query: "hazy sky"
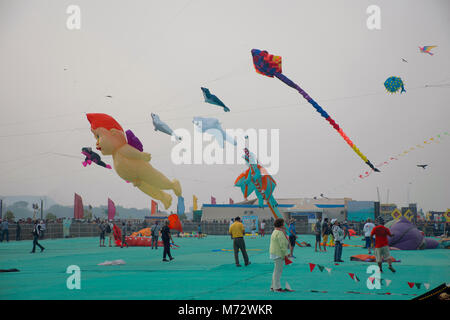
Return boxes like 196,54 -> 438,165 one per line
1,0 -> 449,213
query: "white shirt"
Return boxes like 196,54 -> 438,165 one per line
363,222 -> 375,237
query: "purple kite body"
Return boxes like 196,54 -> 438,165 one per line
126,130 -> 143,152
388,217 -> 437,250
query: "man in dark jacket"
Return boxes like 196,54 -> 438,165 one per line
30,221 -> 45,253
161,220 -> 174,262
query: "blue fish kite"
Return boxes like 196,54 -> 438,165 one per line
193,116 -> 237,148
201,87 -> 230,112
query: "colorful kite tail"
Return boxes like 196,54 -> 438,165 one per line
274,73 -> 379,172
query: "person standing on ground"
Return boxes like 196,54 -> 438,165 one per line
322,218 -> 329,252
16,220 -> 21,241
260,220 -> 266,237
363,218 -> 375,254
105,220 -> 113,247
121,222 -> 129,248
270,218 -> 293,292
198,224 -> 202,238
228,216 -> 250,267
151,221 -> 160,249
0,219 -> 9,242
99,221 -> 106,247
39,220 -> 46,239
370,219 -> 396,273
161,220 -> 174,262
332,219 -> 344,262
342,220 -> 350,240
314,217 -> 323,252
30,221 -> 45,253
287,218 -> 297,258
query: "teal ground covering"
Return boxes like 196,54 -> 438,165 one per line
1,235 -> 449,300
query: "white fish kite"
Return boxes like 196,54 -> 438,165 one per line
151,113 -> 181,141
192,116 -> 237,148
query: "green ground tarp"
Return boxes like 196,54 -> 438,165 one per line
1,235 -> 449,300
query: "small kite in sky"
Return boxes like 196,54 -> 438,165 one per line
401,58 -> 408,63
417,164 -> 428,169
384,76 -> 406,94
201,87 -> 230,112
251,49 -> 379,172
193,116 -> 237,147
151,113 -> 181,140
419,46 -> 437,55
81,147 -> 112,169
105,95 -> 112,98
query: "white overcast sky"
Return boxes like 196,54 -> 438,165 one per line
0,0 -> 449,213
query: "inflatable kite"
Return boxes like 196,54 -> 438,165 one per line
201,87 -> 230,112
81,147 -> 112,169
86,113 -> 182,209
234,147 -> 310,248
251,49 -> 379,172
350,254 -> 400,263
388,217 -> 439,250
419,46 -> 437,55
384,76 -> 406,94
193,116 -> 237,147
151,113 -> 181,141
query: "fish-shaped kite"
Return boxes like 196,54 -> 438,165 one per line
81,147 -> 112,169
251,49 -> 379,172
151,113 -> 181,141
419,46 -> 437,55
192,116 -> 237,147
384,76 -> 406,94
201,87 -> 230,112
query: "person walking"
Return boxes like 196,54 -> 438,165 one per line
314,217 -> 323,252
228,217 -> 250,267
0,219 -> 9,242
371,219 -> 396,273
151,221 -> 160,249
16,220 -> 21,241
332,219 -> 344,262
161,220 -> 174,262
270,218 -> 293,292
363,218 -> 375,254
121,222 -> 129,248
30,221 -> 45,253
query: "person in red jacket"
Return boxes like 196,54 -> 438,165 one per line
371,219 -> 396,273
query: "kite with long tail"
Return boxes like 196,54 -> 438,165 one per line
251,49 -> 379,172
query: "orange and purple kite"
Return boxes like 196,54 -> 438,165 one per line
419,46 -> 437,55
251,49 -> 379,172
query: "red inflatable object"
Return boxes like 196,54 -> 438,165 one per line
350,254 -> 401,263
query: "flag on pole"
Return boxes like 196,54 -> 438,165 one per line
193,195 -> 198,211
74,193 -> 84,219
151,200 -> 158,216
211,196 -> 216,204
107,198 -> 116,220
177,196 -> 185,215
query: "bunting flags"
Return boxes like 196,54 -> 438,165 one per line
151,200 -> 158,216
408,282 -> 430,289
285,256 -> 293,265
309,263 -> 316,272
107,198 -> 115,220
74,193 -> 84,219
